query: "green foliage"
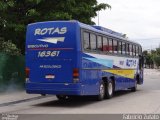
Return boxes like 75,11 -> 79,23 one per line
144,53 -> 154,68
0,53 -> 25,92
143,50 -> 154,68
154,48 -> 160,68
156,48 -> 160,55
143,50 -> 148,56
0,38 -> 21,55
154,55 -> 160,67
0,0 -> 111,54
143,47 -> 160,68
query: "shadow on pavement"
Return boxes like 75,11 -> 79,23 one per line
113,89 -> 141,98
34,90 -> 141,108
33,96 -> 97,108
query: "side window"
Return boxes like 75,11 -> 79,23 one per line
109,38 -> 113,53
90,33 -> 96,50
113,39 -> 118,54
126,43 -> 129,55
136,45 -> 139,56
122,42 -> 126,55
83,32 -> 90,50
129,44 -> 133,56
133,45 -> 136,56
118,41 -> 122,54
139,46 -> 142,55
97,36 -> 102,51
103,37 -> 108,52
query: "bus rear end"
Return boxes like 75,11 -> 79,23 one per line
25,21 -> 82,96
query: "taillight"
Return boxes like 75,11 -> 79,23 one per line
25,67 -> 30,78
73,68 -> 79,83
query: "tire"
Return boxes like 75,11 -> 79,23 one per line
97,81 -> 105,101
67,95 -> 77,100
105,80 -> 114,99
41,94 -> 46,96
56,95 -> 67,101
131,80 -> 137,92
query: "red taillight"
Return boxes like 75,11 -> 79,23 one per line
73,68 -> 79,77
25,67 -> 30,78
73,68 -> 79,83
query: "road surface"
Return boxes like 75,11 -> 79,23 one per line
0,69 -> 160,114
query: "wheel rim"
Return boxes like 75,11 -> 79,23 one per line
108,82 -> 113,96
100,84 -> 105,98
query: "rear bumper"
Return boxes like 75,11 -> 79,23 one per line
26,82 -> 82,95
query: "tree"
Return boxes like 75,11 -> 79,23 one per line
154,48 -> 160,68
0,37 -> 21,55
143,50 -> 148,56
0,0 -> 111,54
143,50 -> 154,68
143,47 -> 160,69
154,55 -> 160,68
156,48 -> 160,55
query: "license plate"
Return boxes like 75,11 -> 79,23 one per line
45,75 -> 55,79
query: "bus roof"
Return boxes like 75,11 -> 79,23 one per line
28,20 -> 141,46
77,21 -> 141,46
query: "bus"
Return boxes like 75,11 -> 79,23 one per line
25,20 -> 144,101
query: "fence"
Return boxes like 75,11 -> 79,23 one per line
0,53 -> 25,92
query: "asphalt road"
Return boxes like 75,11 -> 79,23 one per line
0,69 -> 160,114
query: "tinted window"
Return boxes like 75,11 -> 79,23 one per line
129,44 -> 133,56
90,33 -> 96,50
122,42 -> 126,54
133,45 -> 136,56
126,43 -> 129,55
118,41 -> 122,54
139,46 -> 142,55
83,30 -> 141,57
97,36 -> 102,51
103,37 -> 108,51
113,40 -> 118,53
136,46 -> 139,56
83,32 -> 90,50
109,38 -> 113,53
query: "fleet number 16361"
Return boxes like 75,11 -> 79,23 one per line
38,51 -> 60,57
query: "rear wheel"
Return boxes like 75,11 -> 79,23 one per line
67,95 -> 78,100
105,80 -> 114,99
97,81 -> 105,101
56,95 -> 67,100
41,94 -> 46,96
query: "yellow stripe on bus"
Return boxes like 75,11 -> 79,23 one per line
102,69 -> 135,79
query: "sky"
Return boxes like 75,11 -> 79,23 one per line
93,0 -> 160,50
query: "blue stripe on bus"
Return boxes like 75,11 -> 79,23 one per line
83,57 -> 113,68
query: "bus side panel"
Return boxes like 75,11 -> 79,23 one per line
81,52 -> 139,93
80,69 -> 100,95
